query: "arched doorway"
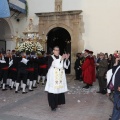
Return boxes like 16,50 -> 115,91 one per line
0,18 -> 15,51
37,10 -> 83,74
0,18 -> 11,52
47,27 -> 71,74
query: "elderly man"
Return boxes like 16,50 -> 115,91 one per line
96,52 -> 108,94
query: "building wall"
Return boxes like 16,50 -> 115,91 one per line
74,0 -> 120,55
4,0 -> 120,54
63,0 -> 120,54
0,11 -> 27,51
6,41 -> 16,51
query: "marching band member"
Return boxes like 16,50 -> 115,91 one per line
32,53 -> 39,88
6,51 -> 13,88
0,52 -> 9,91
26,53 -> 35,91
9,52 -> 22,90
38,52 -> 48,86
15,52 -> 29,94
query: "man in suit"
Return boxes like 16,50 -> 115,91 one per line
96,52 -> 108,94
74,53 -> 81,80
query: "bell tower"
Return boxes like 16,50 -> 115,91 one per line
55,0 -> 62,12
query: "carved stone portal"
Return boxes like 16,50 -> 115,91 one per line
36,10 -> 84,74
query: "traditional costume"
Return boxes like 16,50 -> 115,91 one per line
9,54 -> 22,90
0,54 -> 9,91
38,55 -> 48,85
15,57 -> 29,94
32,56 -> 39,88
26,56 -> 35,91
82,49 -> 93,88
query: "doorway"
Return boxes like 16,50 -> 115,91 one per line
47,27 -> 71,73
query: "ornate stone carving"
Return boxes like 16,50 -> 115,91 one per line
36,10 -> 83,74
24,18 -> 38,33
55,0 -> 62,12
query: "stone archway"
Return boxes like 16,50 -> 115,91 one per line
0,18 -> 11,40
45,23 -> 73,51
47,27 -> 71,54
4,18 -> 14,36
0,18 -> 15,51
47,27 -> 71,74
0,18 -> 11,51
36,10 -> 83,74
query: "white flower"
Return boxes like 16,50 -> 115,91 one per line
17,41 -> 43,52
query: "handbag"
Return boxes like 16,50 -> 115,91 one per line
107,74 -> 114,91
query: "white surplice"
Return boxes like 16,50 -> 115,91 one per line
45,55 -> 70,94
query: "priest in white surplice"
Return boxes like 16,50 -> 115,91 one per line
45,46 -> 70,111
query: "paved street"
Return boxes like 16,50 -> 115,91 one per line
0,75 -> 112,120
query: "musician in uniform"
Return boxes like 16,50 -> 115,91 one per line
0,52 -> 9,91
26,52 -> 35,91
38,51 -> 48,85
15,52 -> 29,94
9,52 -> 22,90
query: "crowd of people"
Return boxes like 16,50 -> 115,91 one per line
74,49 -> 117,92
74,49 -> 120,120
0,47 -> 70,111
0,48 -> 117,96
74,50 -> 96,89
0,50 -> 48,94
1,48 -> 120,117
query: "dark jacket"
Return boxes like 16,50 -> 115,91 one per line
112,65 -> 120,93
98,59 -> 108,77
74,57 -> 80,70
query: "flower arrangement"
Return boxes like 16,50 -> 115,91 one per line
35,42 -> 43,52
18,40 -> 43,53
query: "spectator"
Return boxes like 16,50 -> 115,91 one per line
110,58 -> 120,120
74,53 -> 81,80
96,53 -> 108,94
108,54 -> 114,70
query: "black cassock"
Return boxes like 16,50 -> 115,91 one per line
47,55 -> 68,110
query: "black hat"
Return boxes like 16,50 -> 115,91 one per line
89,51 -> 93,54
85,49 -> 90,53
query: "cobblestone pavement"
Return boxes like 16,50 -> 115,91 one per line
0,75 -> 112,120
